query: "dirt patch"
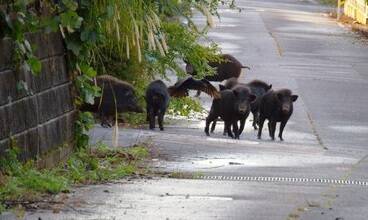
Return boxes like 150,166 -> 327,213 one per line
329,12 -> 368,38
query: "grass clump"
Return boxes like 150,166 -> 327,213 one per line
168,171 -> 204,179
61,144 -> 148,184
0,144 -> 149,213
1,167 -> 69,202
121,112 -> 147,127
0,202 -> 6,214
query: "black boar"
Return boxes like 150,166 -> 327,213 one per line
246,80 -> 273,129
224,78 -> 272,129
211,78 -> 272,133
205,86 -> 256,139
145,80 -> 170,131
186,54 -> 250,97
186,54 -> 250,82
80,75 -> 143,127
257,89 -> 298,141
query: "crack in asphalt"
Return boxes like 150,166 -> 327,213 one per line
296,92 -> 328,150
269,31 -> 284,56
306,110 -> 328,150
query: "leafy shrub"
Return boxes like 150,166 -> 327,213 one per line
168,97 -> 204,117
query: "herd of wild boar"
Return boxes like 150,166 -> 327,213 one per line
82,54 -> 298,141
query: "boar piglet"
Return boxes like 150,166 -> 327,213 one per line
80,75 -> 143,128
257,89 -> 298,141
145,80 -> 170,131
205,86 -> 256,139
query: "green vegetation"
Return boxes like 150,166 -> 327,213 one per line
318,0 -> 337,5
122,112 -> 147,127
0,203 -> 5,214
0,144 -> 149,213
122,96 -> 205,126
168,97 -> 204,117
168,171 -> 204,179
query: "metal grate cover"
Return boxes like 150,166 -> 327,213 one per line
195,175 -> 368,186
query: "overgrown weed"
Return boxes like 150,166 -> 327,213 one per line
0,143 -> 150,213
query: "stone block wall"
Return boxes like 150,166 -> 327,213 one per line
0,32 -> 75,164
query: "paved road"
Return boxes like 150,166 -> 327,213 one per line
26,0 -> 368,219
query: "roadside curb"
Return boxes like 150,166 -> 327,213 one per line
331,13 -> 368,36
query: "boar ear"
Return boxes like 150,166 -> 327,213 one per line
291,95 -> 298,102
219,84 -> 226,91
249,94 -> 257,102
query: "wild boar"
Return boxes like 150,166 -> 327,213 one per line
186,54 -> 250,82
145,80 -> 170,131
257,89 -> 298,141
205,86 -> 256,139
186,54 -> 250,97
80,75 -> 143,127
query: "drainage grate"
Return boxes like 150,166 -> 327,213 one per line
195,175 -> 368,187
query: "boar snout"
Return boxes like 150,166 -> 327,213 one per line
281,104 -> 291,114
238,104 -> 248,114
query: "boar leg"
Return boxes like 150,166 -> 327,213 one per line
210,119 -> 217,133
223,120 -> 228,136
158,110 -> 165,131
225,121 -> 234,138
232,121 -> 240,139
238,118 -> 246,136
205,114 -> 217,136
257,116 -> 266,139
195,90 -> 201,97
146,106 -> 150,122
100,120 -> 111,128
269,120 -> 277,140
252,112 -> 258,130
267,122 -> 272,138
278,120 -> 288,141
149,109 -> 155,130
100,112 -> 112,128
223,127 -> 228,136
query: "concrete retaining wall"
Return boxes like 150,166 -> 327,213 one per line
0,32 -> 75,165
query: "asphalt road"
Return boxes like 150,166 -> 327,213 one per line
26,0 -> 368,219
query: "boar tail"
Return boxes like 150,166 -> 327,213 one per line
241,65 -> 251,70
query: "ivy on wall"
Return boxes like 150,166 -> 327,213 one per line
0,0 -> 101,149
